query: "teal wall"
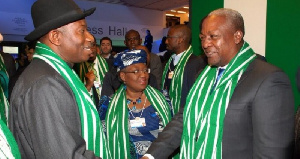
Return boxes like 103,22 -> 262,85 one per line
266,0 -> 300,109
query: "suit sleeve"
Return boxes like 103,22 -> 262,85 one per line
252,71 -> 294,158
146,107 -> 184,159
150,54 -> 163,88
10,75 -> 99,159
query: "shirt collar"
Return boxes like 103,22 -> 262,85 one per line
172,51 -> 185,66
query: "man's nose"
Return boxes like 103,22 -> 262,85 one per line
202,38 -> 212,49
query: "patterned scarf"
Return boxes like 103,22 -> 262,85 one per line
34,42 -> 108,158
0,119 -> 21,158
180,42 -> 256,159
0,54 -> 9,124
161,45 -> 193,114
77,54 -> 109,84
105,85 -> 172,159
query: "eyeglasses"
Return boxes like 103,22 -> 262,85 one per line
166,36 -> 180,39
123,68 -> 151,75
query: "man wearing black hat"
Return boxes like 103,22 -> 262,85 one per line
8,0 -> 108,158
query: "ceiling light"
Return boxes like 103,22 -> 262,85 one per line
166,14 -> 174,16
177,11 -> 186,13
170,10 -> 176,12
183,6 -> 189,9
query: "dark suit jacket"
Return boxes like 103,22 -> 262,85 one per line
0,51 -> 16,78
180,54 -> 207,108
150,53 -> 163,88
147,58 -> 294,159
9,59 -> 99,158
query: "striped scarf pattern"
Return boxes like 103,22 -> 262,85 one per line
0,54 -> 9,124
0,86 -> 9,124
34,42 -> 108,158
0,119 -> 21,159
105,85 -> 172,159
77,54 -> 109,84
161,45 -> 193,114
180,42 -> 256,159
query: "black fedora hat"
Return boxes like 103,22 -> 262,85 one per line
25,0 -> 96,41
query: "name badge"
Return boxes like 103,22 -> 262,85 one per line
168,71 -> 174,79
130,117 -> 146,128
94,81 -> 101,88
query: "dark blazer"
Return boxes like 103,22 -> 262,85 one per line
180,54 -> 207,107
9,59 -> 99,158
147,58 -> 294,159
0,51 -> 16,78
150,53 -> 163,88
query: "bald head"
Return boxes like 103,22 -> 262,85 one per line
170,25 -> 191,45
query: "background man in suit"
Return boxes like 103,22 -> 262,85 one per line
143,8 -> 294,159
74,35 -> 110,106
99,36 -> 114,60
161,24 -> 207,116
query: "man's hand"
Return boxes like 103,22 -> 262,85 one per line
85,71 -> 96,91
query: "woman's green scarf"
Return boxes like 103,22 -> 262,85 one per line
0,55 -> 9,124
105,85 -> 172,159
34,42 -> 108,158
161,45 -> 193,114
180,42 -> 256,159
0,119 -> 21,158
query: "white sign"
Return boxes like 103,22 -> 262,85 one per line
86,20 -> 163,41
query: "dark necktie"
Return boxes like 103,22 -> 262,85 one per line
210,68 -> 225,94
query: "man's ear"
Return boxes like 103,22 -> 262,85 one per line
120,72 -> 126,82
48,30 -> 62,46
234,30 -> 243,44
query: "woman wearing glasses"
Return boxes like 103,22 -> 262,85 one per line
98,49 -> 172,159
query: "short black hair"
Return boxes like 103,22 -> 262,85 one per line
100,37 -> 112,45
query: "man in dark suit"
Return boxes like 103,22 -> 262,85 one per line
161,24 -> 207,115
9,0 -> 107,158
142,8 -> 294,159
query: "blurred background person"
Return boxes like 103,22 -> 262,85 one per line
74,36 -> 110,106
144,29 -> 153,52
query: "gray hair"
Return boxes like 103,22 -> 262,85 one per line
209,8 -> 245,35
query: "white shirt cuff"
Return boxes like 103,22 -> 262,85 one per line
144,154 -> 155,159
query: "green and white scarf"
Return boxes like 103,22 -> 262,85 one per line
0,54 -> 9,124
77,54 -> 109,84
34,42 -> 108,158
180,42 -> 256,159
0,86 -> 9,124
161,45 -> 193,114
105,85 -> 172,159
0,119 -> 21,159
